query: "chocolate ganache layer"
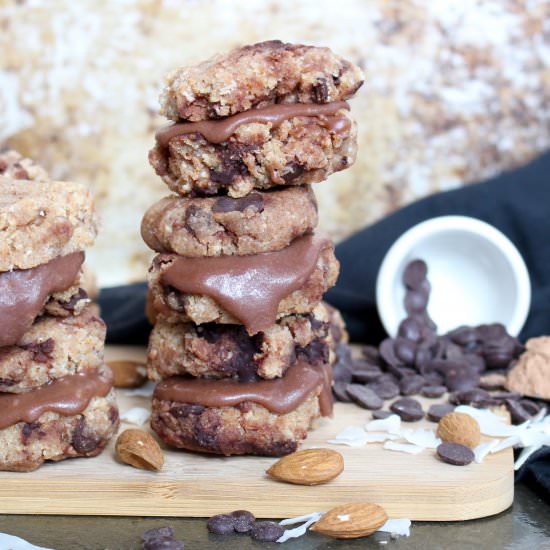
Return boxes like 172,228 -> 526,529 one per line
154,360 -> 333,417
0,251 -> 84,347
158,233 -> 330,334
155,101 -> 351,147
0,367 -> 113,430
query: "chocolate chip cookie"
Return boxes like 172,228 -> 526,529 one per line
0,176 -> 97,271
147,303 -> 332,382
160,41 -> 364,121
147,241 -> 339,330
141,186 -> 318,257
150,361 -> 332,457
0,389 -> 118,472
149,105 -> 357,197
0,306 -> 106,393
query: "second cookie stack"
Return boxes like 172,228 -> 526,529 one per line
142,41 -> 363,456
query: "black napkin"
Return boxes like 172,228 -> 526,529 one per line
99,151 -> 550,500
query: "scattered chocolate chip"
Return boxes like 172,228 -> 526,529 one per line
351,361 -> 383,383
421,385 -> 447,398
371,410 -> 394,420
332,362 -> 353,384
362,345 -> 380,363
231,510 -> 256,533
367,380 -> 400,400
399,375 -> 425,396
519,399 -> 540,416
445,365 -> 479,392
479,373 -> 507,391
390,397 -> 424,421
312,77 -> 329,103
437,442 -> 474,466
250,521 -> 284,542
60,288 -> 89,312
451,388 -> 491,406
142,527 -> 184,550
491,391 -> 522,402
427,403 -> 455,422
21,338 -> 55,363
281,162 -> 305,183
398,317 -> 423,342
346,384 -> 383,410
423,372 -> 444,386
505,399 -> 531,424
207,514 -> 235,535
332,381 -> 352,403
379,338 -> 402,368
404,289 -> 429,315
402,259 -> 427,290
394,337 -> 416,365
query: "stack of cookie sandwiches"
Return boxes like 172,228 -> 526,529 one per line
142,41 -> 363,456
0,150 -> 119,472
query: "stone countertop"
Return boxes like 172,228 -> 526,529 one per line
1,485 -> 548,549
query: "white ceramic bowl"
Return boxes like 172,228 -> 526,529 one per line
376,216 -> 531,337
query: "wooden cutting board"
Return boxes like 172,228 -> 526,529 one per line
0,346 -> 514,520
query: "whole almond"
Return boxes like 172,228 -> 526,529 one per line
116,429 -> 164,471
267,448 -> 344,485
108,360 -> 147,388
311,502 -> 388,539
437,412 -> 481,449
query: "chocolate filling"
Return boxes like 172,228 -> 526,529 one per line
159,233 -> 330,334
155,360 -> 333,417
155,101 -> 351,147
0,369 -> 113,430
0,252 -> 85,347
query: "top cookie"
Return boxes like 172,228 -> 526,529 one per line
0,177 -> 98,271
160,40 -> 364,121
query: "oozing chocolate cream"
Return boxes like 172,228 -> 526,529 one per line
155,360 -> 333,416
156,101 -> 350,147
0,252 -> 85,347
0,369 -> 113,430
159,233 -> 330,334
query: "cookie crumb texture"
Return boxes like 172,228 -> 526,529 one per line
160,41 -> 364,121
150,392 -> 321,457
0,149 -> 49,181
149,109 -> 357,197
141,186 -> 318,257
0,390 -> 118,472
0,177 -> 98,271
147,244 -> 339,327
0,307 -> 106,393
147,304 -> 332,381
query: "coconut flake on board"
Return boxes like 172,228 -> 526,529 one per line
366,414 -> 401,434
120,407 -> 150,426
0,534 -> 53,550
383,441 -> 425,455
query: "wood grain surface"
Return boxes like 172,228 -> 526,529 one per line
0,346 -> 514,520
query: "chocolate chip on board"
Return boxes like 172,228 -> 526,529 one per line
402,259 -> 428,290
367,379 -> 400,400
398,317 -> 423,342
394,337 -> 417,365
427,403 -> 455,422
372,410 -> 394,420
390,397 -> 424,421
421,385 -> 447,398
142,526 -> 184,550
346,384 -> 384,410
399,375 -> 426,396
350,360 -> 383,383
250,521 -> 285,542
232,510 -> 256,533
450,388 -> 491,406
333,381 -> 353,403
207,514 -> 235,535
505,399 -> 532,424
379,338 -> 403,368
362,345 -> 380,364
437,442 -> 474,466
404,289 -> 429,315
519,399 -> 541,417
445,365 -> 480,392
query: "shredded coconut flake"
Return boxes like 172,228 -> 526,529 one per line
366,415 -> 401,434
383,441 -> 425,455
277,512 -> 323,543
121,407 -> 150,426
378,518 -> 412,537
474,440 -> 500,463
